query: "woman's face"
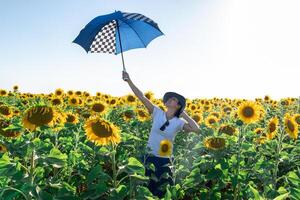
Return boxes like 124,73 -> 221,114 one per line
165,97 -> 181,110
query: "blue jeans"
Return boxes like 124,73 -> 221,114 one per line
143,153 -> 175,198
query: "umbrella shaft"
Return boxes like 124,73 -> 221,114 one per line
116,20 -> 126,72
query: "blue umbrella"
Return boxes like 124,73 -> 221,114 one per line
73,10 -> 164,72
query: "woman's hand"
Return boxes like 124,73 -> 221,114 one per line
122,70 -> 130,82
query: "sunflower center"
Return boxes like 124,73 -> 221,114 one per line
27,106 -> 54,126
210,138 -> 225,148
66,115 -> 75,122
52,98 -> 61,105
127,95 -> 135,102
0,106 -> 11,116
287,120 -> 295,132
242,106 -> 254,118
209,118 -> 216,124
124,111 -> 134,118
138,110 -> 146,117
269,122 -> 276,133
92,103 -> 105,112
91,121 -> 113,138
71,98 -> 77,104
161,144 -> 169,153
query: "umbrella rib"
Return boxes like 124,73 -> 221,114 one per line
120,19 -> 146,48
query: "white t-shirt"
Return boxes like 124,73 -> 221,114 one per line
146,105 -> 187,158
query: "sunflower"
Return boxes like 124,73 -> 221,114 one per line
254,127 -> 265,135
205,115 -> 219,129
122,110 -> 135,121
68,96 -> 79,106
144,91 -> 154,100
136,108 -> 149,122
22,105 -> 61,131
65,112 -> 79,124
203,104 -> 212,112
0,89 -> 8,96
191,113 -> 203,124
0,105 -> 13,118
266,117 -> 279,140
84,97 -> 94,106
51,97 -> 63,106
84,115 -> 121,146
222,105 -> 232,115
55,88 -> 64,97
159,139 -> 172,157
90,101 -> 107,115
237,101 -> 263,124
13,85 -> 19,92
218,124 -> 237,136
0,144 -> 7,153
284,113 -> 298,140
67,90 -> 74,96
203,136 -> 226,150
125,94 -> 137,104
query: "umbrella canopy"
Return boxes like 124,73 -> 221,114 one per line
73,10 -> 164,71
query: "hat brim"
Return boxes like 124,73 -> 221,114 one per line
163,92 -> 186,113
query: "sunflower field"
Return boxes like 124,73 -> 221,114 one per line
0,86 -> 299,200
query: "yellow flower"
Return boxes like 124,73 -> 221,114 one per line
136,108 -> 149,122
65,112 -> 79,124
68,96 -> 80,106
144,91 -> 154,101
191,112 -> 203,124
254,127 -> 264,135
0,105 -> 13,118
205,115 -> 219,129
55,88 -> 64,97
122,110 -> 135,122
203,136 -> 226,150
266,117 -> 279,140
284,113 -> 298,140
0,119 -> 21,138
159,139 -> 172,157
51,97 -> 63,106
124,94 -> 137,104
0,89 -> 8,96
22,105 -> 61,131
237,101 -> 264,124
84,116 -> 121,146
90,101 -> 107,115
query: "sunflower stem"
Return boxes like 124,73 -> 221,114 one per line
233,124 -> 247,200
29,131 -> 36,185
272,107 -> 285,189
111,142 -> 117,188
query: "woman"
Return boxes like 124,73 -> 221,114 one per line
122,70 -> 200,198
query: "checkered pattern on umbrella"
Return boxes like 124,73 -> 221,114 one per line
89,20 -> 117,54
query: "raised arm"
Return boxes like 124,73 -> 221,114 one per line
122,70 -> 155,114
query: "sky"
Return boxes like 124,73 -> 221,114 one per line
0,0 -> 300,101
